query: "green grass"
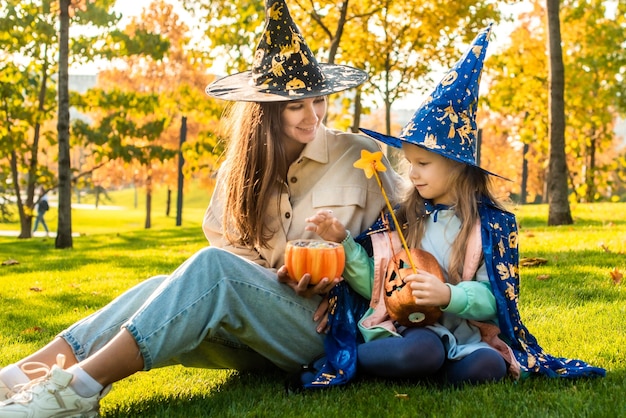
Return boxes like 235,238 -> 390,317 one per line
0,199 -> 625,417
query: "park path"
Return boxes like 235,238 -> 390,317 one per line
0,203 -> 122,237
0,230 -> 81,237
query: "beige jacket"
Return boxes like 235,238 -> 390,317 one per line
203,124 -> 405,269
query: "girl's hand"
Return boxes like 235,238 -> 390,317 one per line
277,265 -> 342,298
405,270 -> 451,307
304,210 -> 347,243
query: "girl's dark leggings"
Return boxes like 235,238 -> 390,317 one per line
357,327 -> 507,386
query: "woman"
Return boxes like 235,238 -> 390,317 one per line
0,1 -> 402,416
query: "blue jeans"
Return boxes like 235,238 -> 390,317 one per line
60,247 -> 325,372
32,212 -> 48,233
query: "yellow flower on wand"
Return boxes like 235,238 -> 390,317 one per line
353,150 -> 387,178
353,150 -> 417,273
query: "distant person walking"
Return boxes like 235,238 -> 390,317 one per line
33,190 -> 50,236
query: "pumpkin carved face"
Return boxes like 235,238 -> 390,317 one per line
384,248 -> 445,327
285,240 -> 345,285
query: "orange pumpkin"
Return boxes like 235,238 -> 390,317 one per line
384,248 -> 445,327
285,240 -> 346,285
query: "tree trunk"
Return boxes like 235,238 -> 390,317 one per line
10,150 -> 31,238
325,0 -> 348,64
56,0 -> 73,248
176,116 -> 186,226
520,143 -> 529,204
13,58 -> 49,238
145,173 -> 152,229
585,132 -> 597,202
546,0 -> 573,225
384,97 -> 401,170
22,61 -> 49,238
351,87 -> 362,133
166,188 -> 171,217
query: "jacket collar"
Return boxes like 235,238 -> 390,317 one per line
299,124 -> 329,164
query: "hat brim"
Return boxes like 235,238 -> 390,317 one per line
205,64 -> 367,102
359,127 -> 511,181
359,127 -> 403,148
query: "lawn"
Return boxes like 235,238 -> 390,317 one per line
0,196 -> 624,417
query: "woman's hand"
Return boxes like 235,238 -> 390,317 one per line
405,269 -> 451,307
313,296 -> 330,334
277,266 -> 338,333
304,210 -> 347,243
277,265 -> 341,298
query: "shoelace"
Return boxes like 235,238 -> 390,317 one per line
3,384 -> 19,400
12,354 -> 66,400
20,354 -> 66,380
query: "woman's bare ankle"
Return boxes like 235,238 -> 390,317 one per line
15,337 -> 78,378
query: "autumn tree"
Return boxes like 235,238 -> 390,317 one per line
344,0 -> 502,166
77,0 -> 223,227
485,0 -> 626,207
73,88 -> 173,228
560,0 -> 626,202
182,0 -> 507,168
355,0 -> 501,134
50,0 -> 129,247
546,0 -> 573,225
0,0 -> 102,242
484,6 -> 550,202
0,1 -> 64,238
57,0 -> 73,247
0,0 -> 165,242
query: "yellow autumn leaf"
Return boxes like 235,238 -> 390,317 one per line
610,268 -> 622,285
520,257 -> 548,267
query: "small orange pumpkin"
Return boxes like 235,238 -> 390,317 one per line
285,240 -> 346,285
384,248 -> 445,327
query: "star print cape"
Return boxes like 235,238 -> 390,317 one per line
476,200 -> 605,378
303,200 -> 605,389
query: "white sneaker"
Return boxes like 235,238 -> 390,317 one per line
0,374 -> 13,400
0,361 -> 102,417
1,357 -> 64,402
1,368 -> 31,401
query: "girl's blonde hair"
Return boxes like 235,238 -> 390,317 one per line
219,100 -> 289,249
396,161 -> 506,284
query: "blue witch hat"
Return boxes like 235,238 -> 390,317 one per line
361,25 -> 507,179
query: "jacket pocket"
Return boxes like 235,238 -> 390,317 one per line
312,186 -> 366,209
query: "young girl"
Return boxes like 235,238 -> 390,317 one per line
0,1 -> 401,416
301,25 -> 605,388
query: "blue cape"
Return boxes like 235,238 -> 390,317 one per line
305,200 -> 605,388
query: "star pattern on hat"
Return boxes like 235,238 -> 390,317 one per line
205,0 -> 367,102
361,24 -> 509,180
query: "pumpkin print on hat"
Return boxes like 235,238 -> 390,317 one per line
205,0 -> 367,102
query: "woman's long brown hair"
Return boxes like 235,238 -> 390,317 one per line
219,101 -> 289,249
396,162 -> 506,284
